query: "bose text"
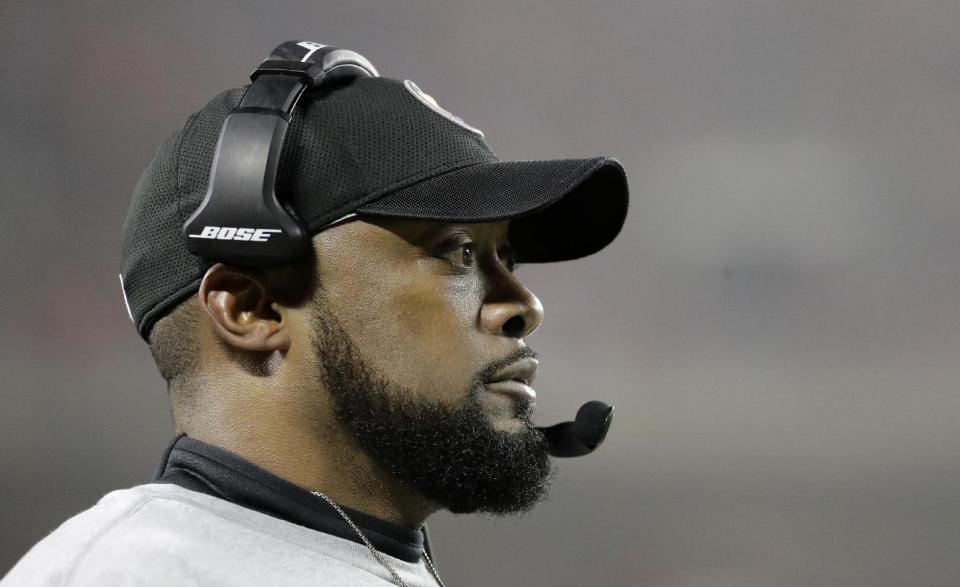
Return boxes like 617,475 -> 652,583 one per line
188,226 -> 282,242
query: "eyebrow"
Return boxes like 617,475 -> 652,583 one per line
417,222 -> 512,249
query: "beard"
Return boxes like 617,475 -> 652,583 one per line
309,291 -> 553,515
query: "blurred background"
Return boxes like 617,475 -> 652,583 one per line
2,1 -> 959,585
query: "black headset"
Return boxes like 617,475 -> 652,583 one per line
183,41 -> 377,268
181,40 -> 614,459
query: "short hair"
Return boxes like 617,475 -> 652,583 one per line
146,257 -> 318,431
148,297 -> 201,431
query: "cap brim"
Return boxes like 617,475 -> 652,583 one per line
354,157 -> 629,262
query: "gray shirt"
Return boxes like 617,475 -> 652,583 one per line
1,483 -> 440,586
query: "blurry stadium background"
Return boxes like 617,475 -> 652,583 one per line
2,1 -> 960,584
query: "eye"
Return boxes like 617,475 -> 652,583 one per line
433,232 -> 477,271
452,242 -> 476,267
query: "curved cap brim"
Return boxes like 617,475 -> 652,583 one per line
354,156 -> 629,262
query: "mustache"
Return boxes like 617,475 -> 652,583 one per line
475,346 -> 539,385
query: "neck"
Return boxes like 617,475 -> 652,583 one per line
183,387 -> 436,529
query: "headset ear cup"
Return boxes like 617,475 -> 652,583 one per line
183,41 -> 378,268
182,110 -> 311,268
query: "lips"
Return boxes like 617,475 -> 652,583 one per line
487,357 -> 539,387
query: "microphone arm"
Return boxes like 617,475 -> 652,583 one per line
536,400 -> 614,457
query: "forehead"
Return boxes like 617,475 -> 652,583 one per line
306,217 -> 515,299
309,216 -> 513,273
348,216 -> 511,246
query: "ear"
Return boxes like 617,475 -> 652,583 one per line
199,263 -> 292,352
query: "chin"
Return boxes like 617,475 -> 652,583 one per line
489,415 -> 528,433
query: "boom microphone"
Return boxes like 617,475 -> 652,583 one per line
537,400 -> 614,457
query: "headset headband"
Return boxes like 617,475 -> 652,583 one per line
183,41 -> 378,267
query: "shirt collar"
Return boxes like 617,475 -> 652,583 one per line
152,433 -> 426,563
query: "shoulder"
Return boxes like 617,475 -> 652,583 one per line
1,484 -> 391,587
0,484 -> 236,586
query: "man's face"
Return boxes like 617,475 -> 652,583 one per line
307,216 -> 553,513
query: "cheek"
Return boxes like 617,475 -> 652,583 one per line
394,272 -> 479,343
330,268 -> 484,400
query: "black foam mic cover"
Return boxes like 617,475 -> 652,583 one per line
537,401 -> 614,458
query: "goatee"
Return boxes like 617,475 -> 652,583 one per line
310,292 -> 554,514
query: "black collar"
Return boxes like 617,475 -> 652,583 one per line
152,434 -> 427,563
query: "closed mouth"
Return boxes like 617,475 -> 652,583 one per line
487,357 -> 538,387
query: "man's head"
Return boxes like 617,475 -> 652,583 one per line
125,46 -> 628,521
309,217 -> 552,513
151,216 -> 552,514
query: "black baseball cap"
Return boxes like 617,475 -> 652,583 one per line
120,76 -> 629,341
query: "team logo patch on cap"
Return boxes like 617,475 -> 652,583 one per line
404,80 -> 484,138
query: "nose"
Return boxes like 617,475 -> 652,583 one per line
479,277 -> 544,339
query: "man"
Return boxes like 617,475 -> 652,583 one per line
2,43 -> 628,586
